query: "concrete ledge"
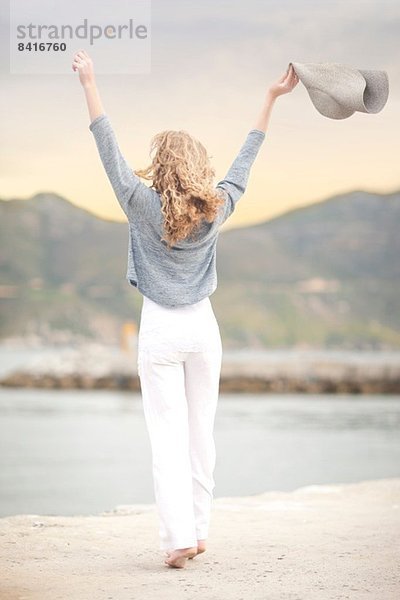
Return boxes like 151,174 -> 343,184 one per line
1,478 -> 399,599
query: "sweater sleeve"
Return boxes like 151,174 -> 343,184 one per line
89,114 -> 151,220
215,129 -> 265,223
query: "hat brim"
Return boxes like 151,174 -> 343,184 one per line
289,61 -> 389,120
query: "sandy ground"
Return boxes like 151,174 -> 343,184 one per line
1,478 -> 399,600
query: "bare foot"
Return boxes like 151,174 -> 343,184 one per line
164,546 -> 198,568
189,539 -> 206,559
165,540 -> 207,563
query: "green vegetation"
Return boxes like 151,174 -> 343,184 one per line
1,189 -> 399,349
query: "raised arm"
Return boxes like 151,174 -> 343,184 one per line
215,128 -> 266,223
72,49 -> 105,122
72,49 -> 150,221
253,63 -> 299,132
216,64 -> 299,223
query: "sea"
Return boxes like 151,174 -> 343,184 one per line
0,344 -> 399,517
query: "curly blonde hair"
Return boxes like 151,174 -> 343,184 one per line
134,130 -> 226,249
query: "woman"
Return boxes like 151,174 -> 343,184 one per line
73,50 -> 298,568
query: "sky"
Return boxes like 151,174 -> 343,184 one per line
0,0 -> 399,231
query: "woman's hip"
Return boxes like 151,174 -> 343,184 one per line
138,319 -> 221,356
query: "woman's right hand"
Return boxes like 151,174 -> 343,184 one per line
268,64 -> 299,98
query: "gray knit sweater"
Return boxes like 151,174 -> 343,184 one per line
89,114 -> 265,307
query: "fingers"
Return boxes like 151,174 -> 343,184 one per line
287,65 -> 299,85
78,49 -> 91,61
275,64 -> 299,89
282,65 -> 295,82
72,60 -> 84,70
71,49 -> 94,77
72,57 -> 85,72
278,65 -> 290,82
290,65 -> 299,80
73,54 -> 84,67
73,49 -> 91,63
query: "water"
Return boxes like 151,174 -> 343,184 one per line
0,388 -> 399,517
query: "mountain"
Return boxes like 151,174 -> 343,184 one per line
0,189 -> 399,349
216,189 -> 400,348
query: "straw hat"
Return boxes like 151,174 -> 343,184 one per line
289,61 -> 389,119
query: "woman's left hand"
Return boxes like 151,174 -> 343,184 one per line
72,49 -> 95,87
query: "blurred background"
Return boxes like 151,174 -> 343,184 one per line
0,0 -> 399,517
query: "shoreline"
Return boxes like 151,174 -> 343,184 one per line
1,477 -> 399,599
2,372 -> 399,394
1,343 -> 400,393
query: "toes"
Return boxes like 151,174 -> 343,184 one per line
164,558 -> 184,568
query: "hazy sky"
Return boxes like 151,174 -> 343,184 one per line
1,0 -> 399,230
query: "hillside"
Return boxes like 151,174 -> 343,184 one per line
0,190 -> 399,349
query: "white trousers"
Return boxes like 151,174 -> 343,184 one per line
137,294 -> 222,551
